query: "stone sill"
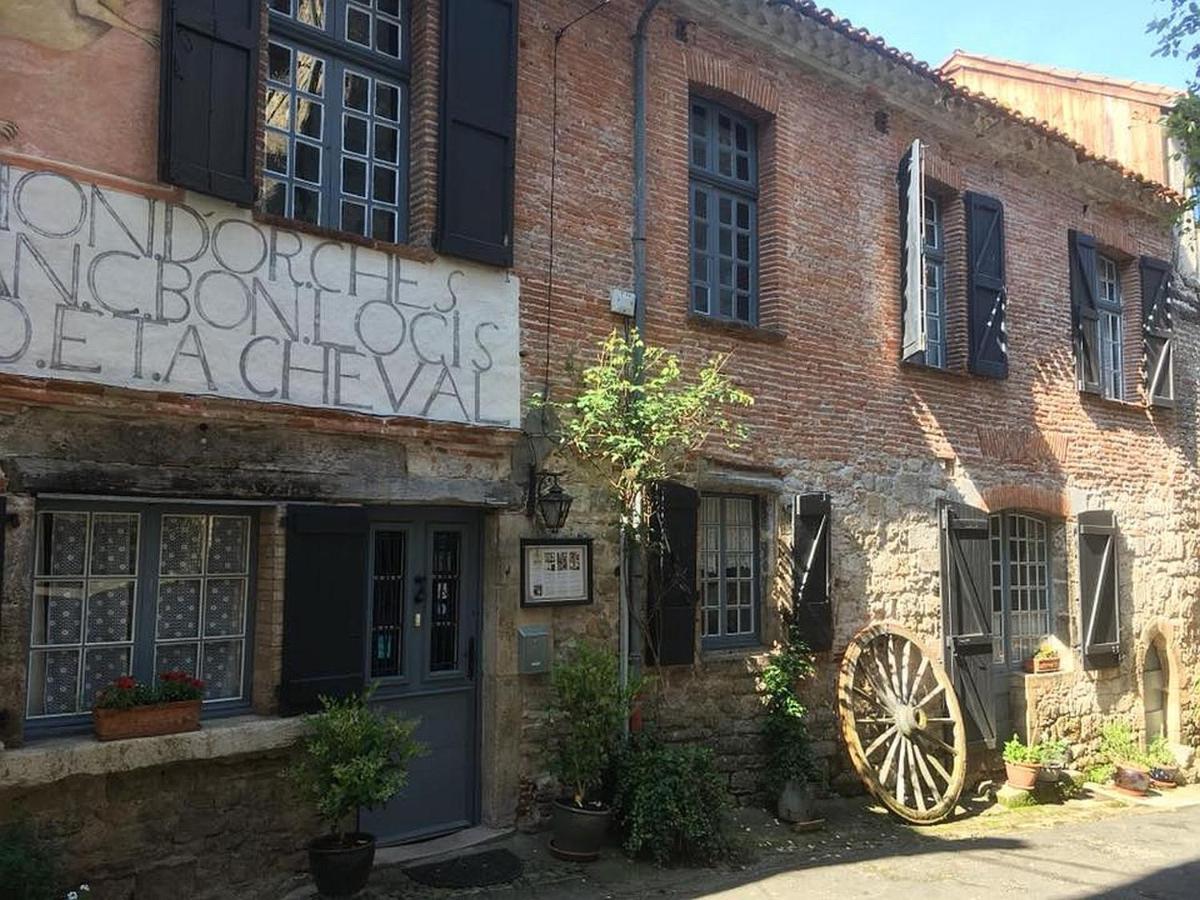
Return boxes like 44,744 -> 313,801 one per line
686,313 -> 788,344
700,645 -> 770,665
0,715 -> 305,791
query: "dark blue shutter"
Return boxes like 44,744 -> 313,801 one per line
1069,230 -> 1102,394
792,493 -> 832,652
437,0 -> 518,266
159,0 -> 261,204
940,501 -> 1005,748
1078,510 -> 1120,670
281,506 -> 369,714
1139,257 -> 1174,407
646,481 -> 698,666
964,192 -> 1007,378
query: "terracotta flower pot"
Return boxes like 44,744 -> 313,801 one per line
1004,760 -> 1040,790
93,699 -> 201,741
1113,762 -> 1151,796
1024,656 -> 1060,674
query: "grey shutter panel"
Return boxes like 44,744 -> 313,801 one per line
898,139 -> 927,362
159,0 -> 261,204
939,501 -> 1006,748
281,506 -> 369,713
646,481 -> 699,666
964,191 -> 1008,378
792,492 -> 832,652
1078,510 -> 1121,670
1069,230 -> 1102,394
1139,257 -> 1174,407
437,0 -> 518,267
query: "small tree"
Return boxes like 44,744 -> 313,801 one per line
1150,2 -> 1200,223
289,690 -> 424,845
759,620 -> 817,796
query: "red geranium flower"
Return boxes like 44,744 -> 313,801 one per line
116,676 -> 136,690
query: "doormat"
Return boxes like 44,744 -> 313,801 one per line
405,848 -> 524,888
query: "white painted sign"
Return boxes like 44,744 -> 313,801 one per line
0,165 -> 521,426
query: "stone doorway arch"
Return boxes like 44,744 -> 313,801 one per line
1138,619 -> 1182,744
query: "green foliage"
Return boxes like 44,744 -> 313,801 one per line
1036,737 -> 1069,766
543,329 -> 753,538
613,734 -> 733,866
1084,763 -> 1116,785
1150,1 -> 1200,89
758,628 -> 817,796
1163,95 -> 1200,221
1033,642 -> 1059,661
93,671 -> 204,709
289,689 -> 424,841
1145,735 -> 1176,767
1098,721 -> 1140,765
0,819 -> 61,900
547,641 -> 638,807
1002,734 -> 1040,765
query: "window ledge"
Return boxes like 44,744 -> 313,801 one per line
252,211 -> 439,265
0,715 -> 305,790
1079,391 -> 1148,412
686,313 -> 787,344
700,644 -> 769,665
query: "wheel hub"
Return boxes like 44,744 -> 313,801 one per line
895,704 -> 927,737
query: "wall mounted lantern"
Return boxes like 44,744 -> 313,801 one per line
527,468 -> 573,532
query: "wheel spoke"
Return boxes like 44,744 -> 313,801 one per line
861,666 -> 896,712
914,727 -> 956,758
923,747 -> 952,785
905,739 -> 926,813
864,724 -> 897,758
900,639 -> 913,702
907,656 -> 929,704
887,635 -> 903,698
853,684 -> 891,715
871,650 -> 898,707
915,683 -> 945,711
895,736 -> 908,808
911,739 -> 942,795
879,733 -> 901,785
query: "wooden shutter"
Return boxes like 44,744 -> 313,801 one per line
281,506 -> 369,714
159,0 -> 261,204
964,192 -> 1008,378
646,481 -> 699,666
1078,510 -> 1121,670
939,501 -> 1006,748
1140,256 -> 1174,407
437,0 -> 518,266
792,492 -> 832,652
898,140 -> 927,363
1069,230 -> 1102,394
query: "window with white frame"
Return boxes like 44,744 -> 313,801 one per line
923,193 -> 947,369
1097,253 -> 1124,400
989,512 -> 1051,667
27,505 -> 255,722
698,495 -> 759,646
265,0 -> 408,242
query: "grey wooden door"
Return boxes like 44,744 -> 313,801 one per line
361,510 -> 481,844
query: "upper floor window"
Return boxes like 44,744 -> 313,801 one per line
1096,253 -> 1124,400
27,505 -> 255,724
923,194 -> 947,368
689,98 -> 758,324
989,512 -> 1051,667
265,0 -> 409,242
698,494 -> 759,647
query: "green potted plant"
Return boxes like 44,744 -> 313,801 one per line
289,690 -> 423,897
92,670 -> 204,741
1035,736 -> 1070,783
545,641 -> 637,861
1024,642 -> 1061,675
1098,721 -> 1150,796
1145,735 -> 1179,788
759,628 -> 818,823
1002,734 -> 1042,790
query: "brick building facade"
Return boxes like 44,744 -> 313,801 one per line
0,0 -> 1194,895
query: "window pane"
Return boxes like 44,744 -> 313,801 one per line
296,99 -> 323,138
344,115 -> 368,154
296,53 -> 324,96
294,186 -> 320,224
376,18 -> 400,57
268,43 -> 292,84
156,643 -> 199,678
373,166 -> 397,203
83,646 -> 131,708
295,142 -> 321,184
40,512 -> 88,577
372,208 -> 397,241
265,132 -> 289,176
264,179 -> 287,216
208,517 -> 248,575
297,0 -> 326,28
375,124 -> 399,162
429,532 -> 461,672
202,640 -> 244,700
85,580 -> 135,643
343,158 -> 367,196
161,516 -> 205,576
376,83 -> 400,121
157,579 -> 202,639
342,201 -> 367,235
347,5 -> 371,45
32,583 -> 83,645
28,649 -> 80,716
265,89 -> 291,131
345,72 -> 369,111
204,579 -> 246,638
371,531 -> 405,678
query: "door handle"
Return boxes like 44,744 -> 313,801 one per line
467,637 -> 476,680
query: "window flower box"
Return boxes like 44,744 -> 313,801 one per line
91,672 -> 205,742
93,699 -> 201,742
1024,655 -> 1061,675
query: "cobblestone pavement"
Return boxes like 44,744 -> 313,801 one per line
279,788 -> 1200,899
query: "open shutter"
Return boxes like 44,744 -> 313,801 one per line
964,192 -> 1008,378
1140,257 -> 1174,407
898,139 -> 927,363
1069,230 -> 1102,394
159,0 -> 261,204
940,501 -> 1005,748
1078,510 -> 1121,670
792,492 -> 832,652
437,0 -> 518,266
281,506 -> 369,714
646,481 -> 699,666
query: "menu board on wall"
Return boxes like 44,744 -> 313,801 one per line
521,538 -> 593,607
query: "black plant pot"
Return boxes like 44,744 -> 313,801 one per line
550,799 -> 611,861
308,832 -> 376,897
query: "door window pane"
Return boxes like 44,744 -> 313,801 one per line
699,496 -> 758,645
429,532 -> 461,672
371,531 -> 406,678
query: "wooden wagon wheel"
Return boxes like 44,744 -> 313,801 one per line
838,622 -> 967,824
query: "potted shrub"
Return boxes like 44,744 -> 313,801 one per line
1098,721 -> 1150,796
92,671 -> 204,741
1035,736 -> 1070,783
289,690 -> 423,897
1145,736 -> 1179,788
759,628 -> 818,823
545,641 -> 637,861
1024,642 -> 1061,675
1002,734 -> 1042,790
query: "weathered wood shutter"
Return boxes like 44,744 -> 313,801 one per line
1078,510 -> 1121,670
792,492 -> 832,652
437,0 -> 518,266
964,192 -> 1008,378
939,501 -> 1005,748
898,139 -> 927,363
1069,230 -> 1102,394
281,506 -> 369,714
1139,256 -> 1174,407
159,0 -> 261,204
646,481 -> 699,666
